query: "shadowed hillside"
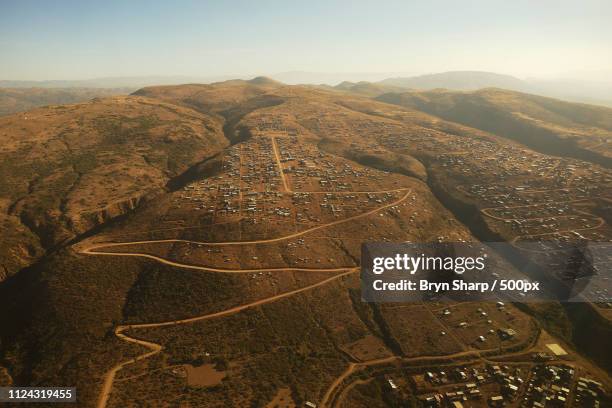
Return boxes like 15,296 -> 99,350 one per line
377,88 -> 612,167
379,71 -> 528,91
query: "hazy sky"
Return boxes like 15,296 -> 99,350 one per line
1,0 -> 611,81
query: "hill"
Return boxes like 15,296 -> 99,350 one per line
376,71 -> 612,107
0,80 -> 610,407
379,71 -> 528,91
132,77 -> 284,115
0,75 -> 237,89
0,87 -> 134,116
0,95 -> 227,279
377,88 -> 612,167
0,81 -> 482,406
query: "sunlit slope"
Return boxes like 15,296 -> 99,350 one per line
1,80 -> 610,407
379,71 -> 528,91
0,82 -> 505,407
132,77 -> 283,113
377,88 -> 612,167
333,81 -> 407,97
0,87 -> 134,116
0,96 -> 227,278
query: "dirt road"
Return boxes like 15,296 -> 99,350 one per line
82,188 -> 411,253
271,136 -> 290,192
84,187 -> 412,408
319,349 -> 483,408
95,270 -> 356,408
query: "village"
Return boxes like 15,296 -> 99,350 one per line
375,127 -> 612,307
162,126 -> 411,242
412,362 -> 604,408
87,111 -> 610,408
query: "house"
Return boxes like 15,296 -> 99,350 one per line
504,383 -> 519,396
498,328 -> 517,340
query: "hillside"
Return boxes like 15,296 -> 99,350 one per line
132,77 -> 284,114
0,87 -> 134,116
376,71 -> 612,107
0,80 -> 610,407
0,96 -> 227,279
377,88 -> 612,167
333,81 -> 407,97
379,71 -> 528,91
0,76 -> 236,89
0,82 -> 480,406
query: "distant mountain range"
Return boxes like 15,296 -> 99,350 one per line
338,71 -> 612,107
0,87 -> 135,116
379,71 -> 528,91
0,75 -> 238,89
376,87 -> 612,167
378,71 -> 612,107
2,71 -> 612,111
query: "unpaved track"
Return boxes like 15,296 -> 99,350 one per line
480,196 -> 605,245
271,136 -> 290,192
80,249 -> 357,274
319,349 -> 482,408
83,188 -> 411,252
84,187 -> 412,408
321,334 -> 542,408
96,270 -> 356,408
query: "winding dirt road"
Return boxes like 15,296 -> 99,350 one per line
83,188 -> 411,252
96,270 -> 357,408
321,330 -> 544,408
83,186 -> 413,408
319,349 -> 483,408
81,248 -> 357,274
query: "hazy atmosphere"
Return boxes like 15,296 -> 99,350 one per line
1,0 -> 611,82
1,2 -> 612,407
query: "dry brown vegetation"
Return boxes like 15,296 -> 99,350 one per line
0,95 -> 227,278
377,88 -> 612,165
0,87 -> 134,116
0,78 -> 610,407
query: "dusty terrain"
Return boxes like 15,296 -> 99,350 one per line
377,88 -> 612,165
0,87 -> 134,116
0,78 -> 610,407
0,95 -> 227,278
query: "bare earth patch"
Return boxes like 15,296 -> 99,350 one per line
342,335 -> 392,361
185,363 -> 226,387
266,387 -> 296,408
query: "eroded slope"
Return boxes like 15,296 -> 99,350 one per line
0,96 -> 228,278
